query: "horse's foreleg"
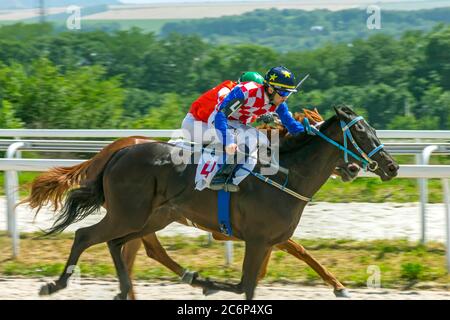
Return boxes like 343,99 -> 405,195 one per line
240,241 -> 273,300
191,277 -> 244,295
122,234 -> 189,300
276,239 -> 350,297
141,233 -> 187,278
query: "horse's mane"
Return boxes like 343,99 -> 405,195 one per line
256,108 -> 337,153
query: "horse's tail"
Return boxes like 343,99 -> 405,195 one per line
44,170 -> 105,235
20,136 -> 153,213
19,161 -> 91,214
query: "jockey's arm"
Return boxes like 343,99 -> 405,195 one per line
214,86 -> 245,147
276,102 -> 305,135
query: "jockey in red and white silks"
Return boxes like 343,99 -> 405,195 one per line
205,66 -> 306,192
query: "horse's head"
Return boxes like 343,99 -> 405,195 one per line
334,106 -> 399,181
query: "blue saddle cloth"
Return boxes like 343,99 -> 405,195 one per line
218,190 -> 232,236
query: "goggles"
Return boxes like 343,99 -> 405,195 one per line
274,89 -> 291,97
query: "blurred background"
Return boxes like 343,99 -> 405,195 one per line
0,0 -> 449,131
0,0 -> 449,299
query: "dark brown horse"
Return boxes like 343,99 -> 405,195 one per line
26,106 -> 398,299
23,109 -> 358,299
121,109 -> 362,299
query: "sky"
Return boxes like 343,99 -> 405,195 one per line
118,0 -> 426,3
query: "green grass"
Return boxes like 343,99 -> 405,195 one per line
2,171 -> 444,202
314,177 -> 444,203
1,232 -> 450,290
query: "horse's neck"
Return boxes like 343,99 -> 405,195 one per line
284,119 -> 343,199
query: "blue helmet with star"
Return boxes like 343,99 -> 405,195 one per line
264,66 -> 297,92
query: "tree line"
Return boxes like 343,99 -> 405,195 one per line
0,22 -> 449,130
162,8 -> 450,52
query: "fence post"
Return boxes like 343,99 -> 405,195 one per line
225,241 -> 233,266
443,179 -> 450,273
5,142 -> 25,258
419,145 -> 438,244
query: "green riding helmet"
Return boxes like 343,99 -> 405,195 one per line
238,71 -> 264,84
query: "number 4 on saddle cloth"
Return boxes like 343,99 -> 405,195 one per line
169,140 -> 241,236
195,146 -> 253,193
195,146 -> 255,236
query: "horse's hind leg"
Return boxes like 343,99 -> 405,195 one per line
276,239 -> 350,298
122,238 -> 142,300
108,238 -> 134,300
39,217 -> 122,296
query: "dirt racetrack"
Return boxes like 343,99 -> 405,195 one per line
1,277 -> 450,300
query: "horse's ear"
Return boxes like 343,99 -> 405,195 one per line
334,106 -> 352,120
334,106 -> 346,119
333,106 -> 340,115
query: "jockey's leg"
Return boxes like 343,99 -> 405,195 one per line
181,113 -> 211,144
231,124 -> 268,186
209,122 -> 241,192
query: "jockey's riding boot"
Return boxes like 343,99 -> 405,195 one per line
209,164 -> 240,192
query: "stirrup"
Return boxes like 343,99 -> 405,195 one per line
209,176 -> 240,192
223,183 -> 239,192
209,182 -> 239,192
209,181 -> 226,191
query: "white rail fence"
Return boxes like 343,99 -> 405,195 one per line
1,129 -> 450,271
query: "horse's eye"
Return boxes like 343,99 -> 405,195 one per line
355,123 -> 365,132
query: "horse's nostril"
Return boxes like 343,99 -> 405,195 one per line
388,163 -> 398,172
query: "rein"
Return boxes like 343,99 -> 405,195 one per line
303,116 -> 384,172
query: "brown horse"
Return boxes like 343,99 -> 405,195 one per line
24,106 -> 398,299
121,109 -> 360,299
23,109 -> 357,298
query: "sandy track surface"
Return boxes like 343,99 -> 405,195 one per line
1,277 -> 449,300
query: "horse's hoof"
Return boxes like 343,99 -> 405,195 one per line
114,293 -> 127,300
39,282 -> 56,296
202,287 -> 219,296
334,288 -> 351,298
181,270 -> 199,285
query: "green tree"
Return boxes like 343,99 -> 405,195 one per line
387,115 -> 420,130
0,99 -> 23,128
131,93 -> 188,129
1,58 -> 124,129
420,85 -> 450,129
424,25 -> 450,90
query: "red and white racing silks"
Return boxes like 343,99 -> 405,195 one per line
222,81 -> 277,124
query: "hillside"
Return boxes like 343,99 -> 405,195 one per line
0,0 -> 119,10
161,7 -> 450,51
